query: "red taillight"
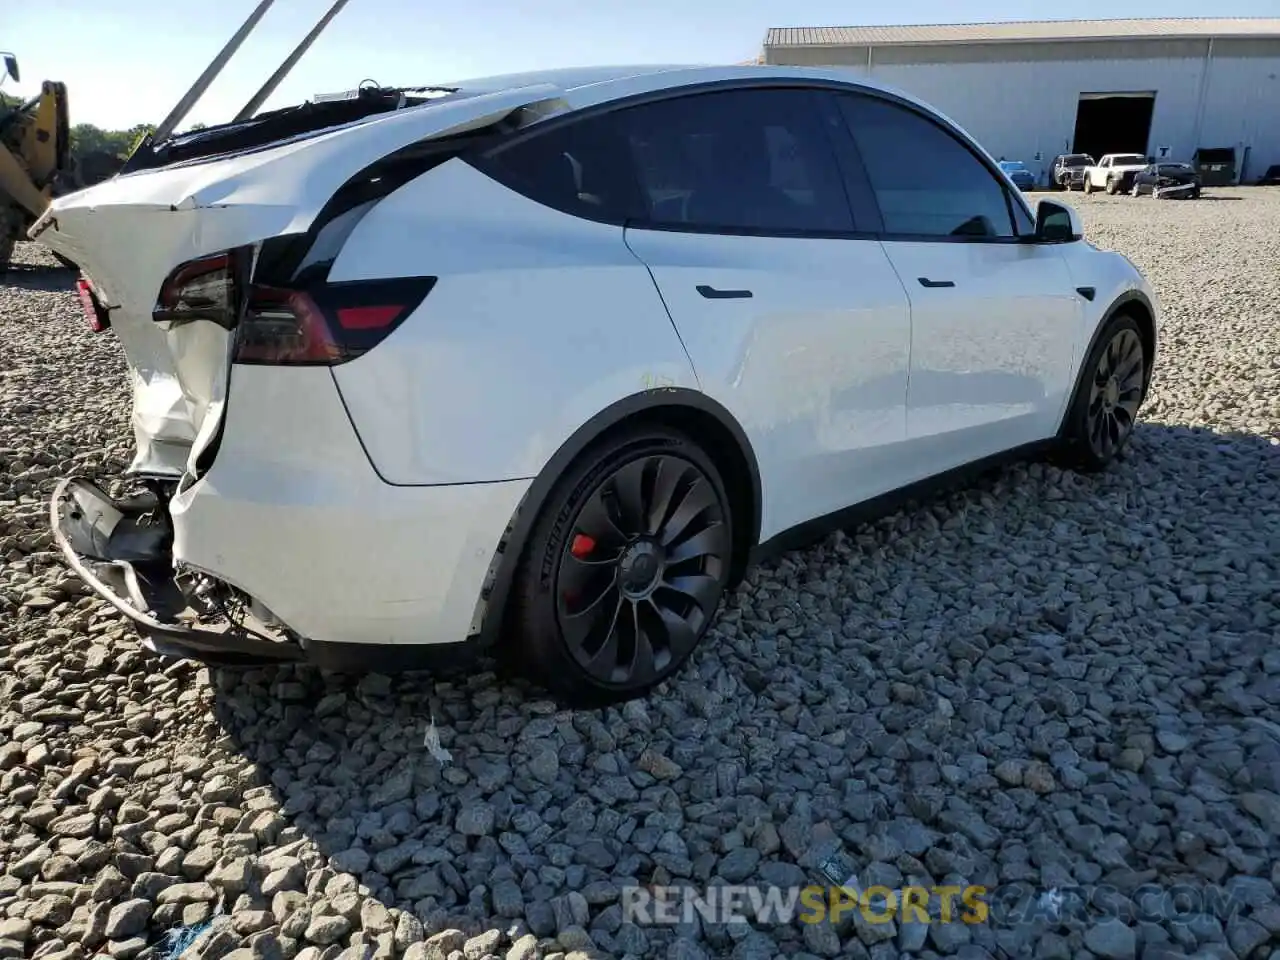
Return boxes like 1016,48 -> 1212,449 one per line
153,249 -> 247,329
233,277 -> 435,366
76,277 -> 111,333
234,287 -> 343,365
336,305 -> 405,330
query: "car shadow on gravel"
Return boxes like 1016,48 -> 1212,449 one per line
185,419 -> 1279,956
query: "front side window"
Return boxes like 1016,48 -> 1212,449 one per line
835,94 -> 1019,240
615,88 -> 855,234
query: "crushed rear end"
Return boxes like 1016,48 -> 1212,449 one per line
38,77 -> 563,668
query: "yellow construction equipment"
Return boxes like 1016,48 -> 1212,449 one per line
1,52 -> 121,270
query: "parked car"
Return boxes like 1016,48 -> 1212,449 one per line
998,159 -> 1036,191
41,46 -> 1160,704
1051,153 -> 1093,190
1084,153 -> 1151,194
1131,161 -> 1201,198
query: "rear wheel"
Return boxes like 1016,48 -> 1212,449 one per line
512,425 -> 733,705
1131,182 -> 1142,197
1105,177 -> 1118,195
1059,314 -> 1147,471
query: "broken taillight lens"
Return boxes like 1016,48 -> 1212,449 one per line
153,249 -> 249,329
76,277 -> 111,333
233,277 -> 436,366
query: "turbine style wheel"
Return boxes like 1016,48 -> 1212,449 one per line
513,425 -> 733,705
1059,314 -> 1147,471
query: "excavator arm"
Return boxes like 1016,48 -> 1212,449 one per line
1,73 -> 72,268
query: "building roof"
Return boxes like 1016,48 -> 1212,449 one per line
764,17 -> 1280,48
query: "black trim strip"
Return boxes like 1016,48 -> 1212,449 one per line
752,439 -> 1055,564
918,277 -> 955,289
1076,286 -> 1097,301
464,75 -> 1048,246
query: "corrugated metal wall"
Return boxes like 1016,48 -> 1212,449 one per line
765,39 -> 1280,181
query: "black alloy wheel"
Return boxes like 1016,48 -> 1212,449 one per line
1086,327 -> 1144,460
513,426 -> 733,705
1059,313 -> 1147,470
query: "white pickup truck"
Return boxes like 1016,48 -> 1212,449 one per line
1083,153 -> 1151,195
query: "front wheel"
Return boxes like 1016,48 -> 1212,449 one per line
1131,182 -> 1142,197
1105,177 -> 1118,195
1058,315 -> 1147,471
1083,178 -> 1094,194
512,425 -> 734,705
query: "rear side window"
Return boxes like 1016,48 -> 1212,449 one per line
616,88 -> 854,234
478,114 -> 648,224
836,94 -> 1020,240
477,87 -> 855,236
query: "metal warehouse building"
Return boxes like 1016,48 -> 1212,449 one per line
762,18 -> 1280,184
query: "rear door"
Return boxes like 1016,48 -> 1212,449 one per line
829,91 -> 1080,472
617,87 -> 914,538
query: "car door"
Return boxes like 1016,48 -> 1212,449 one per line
829,91 -> 1081,474
616,87 -> 915,539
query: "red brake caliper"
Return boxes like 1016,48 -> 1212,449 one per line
563,534 -> 596,608
570,534 -> 596,559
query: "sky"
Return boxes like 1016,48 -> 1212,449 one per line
4,0 -> 1278,130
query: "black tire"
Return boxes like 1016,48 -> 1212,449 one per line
512,424 -> 734,706
1083,178 -> 1094,195
1105,177 -> 1118,195
1058,313 -> 1148,471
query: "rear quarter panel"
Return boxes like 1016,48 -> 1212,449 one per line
327,158 -> 698,485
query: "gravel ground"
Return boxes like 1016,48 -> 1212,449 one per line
2,187 -> 1279,960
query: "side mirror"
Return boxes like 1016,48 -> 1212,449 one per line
1,53 -> 18,84
1035,199 -> 1082,243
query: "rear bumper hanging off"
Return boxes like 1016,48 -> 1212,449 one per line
50,476 -> 492,673
50,476 -> 307,665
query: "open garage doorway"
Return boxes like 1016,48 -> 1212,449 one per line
1072,92 -> 1155,163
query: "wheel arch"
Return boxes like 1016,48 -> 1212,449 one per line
476,388 -> 762,650
1057,288 -> 1156,437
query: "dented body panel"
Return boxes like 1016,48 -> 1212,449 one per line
36,84 -> 564,476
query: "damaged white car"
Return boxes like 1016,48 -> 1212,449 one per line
42,1 -> 1159,704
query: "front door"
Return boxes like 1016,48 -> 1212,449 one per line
831,90 -> 1081,472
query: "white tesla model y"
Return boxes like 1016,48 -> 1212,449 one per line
41,52 -> 1158,704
